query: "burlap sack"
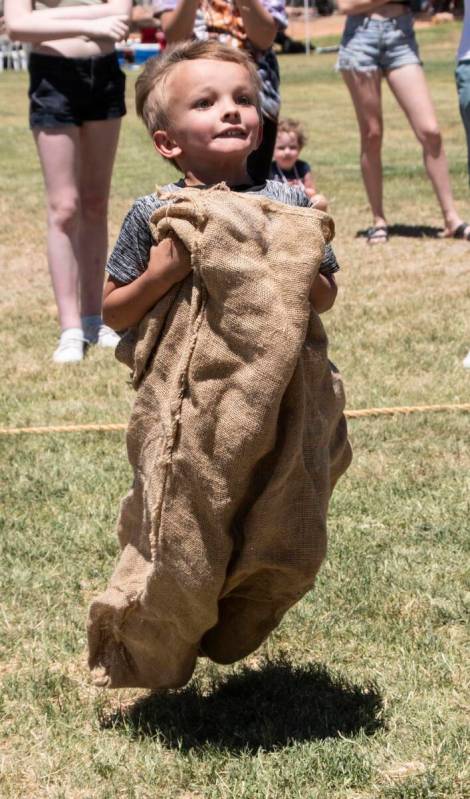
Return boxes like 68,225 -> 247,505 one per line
87,186 -> 352,689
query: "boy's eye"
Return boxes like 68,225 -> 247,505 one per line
194,98 -> 211,109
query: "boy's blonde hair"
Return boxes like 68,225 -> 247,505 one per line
135,40 -> 262,139
278,118 -> 307,150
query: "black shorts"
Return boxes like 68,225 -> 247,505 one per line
28,51 -> 126,129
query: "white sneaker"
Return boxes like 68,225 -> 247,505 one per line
463,350 -> 470,369
82,315 -> 120,348
52,328 -> 85,364
96,324 -> 120,349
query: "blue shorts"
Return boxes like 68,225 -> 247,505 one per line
28,51 -> 126,129
455,60 -> 470,182
337,13 -> 422,73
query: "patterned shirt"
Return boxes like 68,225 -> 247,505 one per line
152,0 -> 287,120
107,180 -> 339,286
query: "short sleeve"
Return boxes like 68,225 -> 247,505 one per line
106,196 -> 162,285
297,159 -> 311,179
261,0 -> 288,29
319,244 -> 339,275
300,194 -> 339,275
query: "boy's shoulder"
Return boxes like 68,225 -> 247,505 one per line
295,159 -> 311,176
129,188 -> 177,219
262,180 -> 311,208
126,183 -> 311,222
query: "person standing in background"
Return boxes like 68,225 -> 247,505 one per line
456,0 -> 470,367
336,0 -> 470,244
152,0 -> 287,183
5,1 -> 131,364
456,0 -> 470,185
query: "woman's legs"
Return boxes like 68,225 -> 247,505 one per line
341,68 -> 387,230
386,63 -> 468,236
34,127 -> 82,332
78,118 -> 122,320
34,118 -> 122,353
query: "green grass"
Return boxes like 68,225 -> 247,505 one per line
1,22 -> 469,799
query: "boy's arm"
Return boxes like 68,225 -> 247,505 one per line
277,185 -> 339,313
310,272 -> 337,314
103,237 -> 191,331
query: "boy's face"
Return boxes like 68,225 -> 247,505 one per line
153,59 -> 262,175
274,131 -> 300,172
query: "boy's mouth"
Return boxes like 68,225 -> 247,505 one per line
215,128 -> 246,139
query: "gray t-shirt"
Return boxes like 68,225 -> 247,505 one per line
107,180 -> 339,285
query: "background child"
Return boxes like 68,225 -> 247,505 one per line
270,118 -> 329,211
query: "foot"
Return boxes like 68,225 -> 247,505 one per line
463,350 -> 470,369
366,225 -> 389,245
82,315 -> 120,348
52,328 -> 85,364
440,222 -> 470,240
96,324 -> 120,349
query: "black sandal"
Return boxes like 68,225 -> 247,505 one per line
366,225 -> 389,245
451,222 -> 470,241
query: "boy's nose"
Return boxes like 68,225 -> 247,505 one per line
221,102 -> 240,120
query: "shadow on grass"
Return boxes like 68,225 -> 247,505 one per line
356,223 -> 442,239
101,659 -> 384,752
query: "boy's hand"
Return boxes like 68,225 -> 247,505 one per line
102,235 -> 192,332
147,236 -> 192,286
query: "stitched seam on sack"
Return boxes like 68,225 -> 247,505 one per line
147,218 -> 206,563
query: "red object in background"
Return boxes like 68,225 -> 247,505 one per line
141,27 -> 167,47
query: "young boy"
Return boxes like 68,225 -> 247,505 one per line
270,118 -> 328,212
102,45 -> 338,332
88,41 -> 351,690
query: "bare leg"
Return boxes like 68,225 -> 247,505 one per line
34,128 -> 81,331
78,118 -> 122,317
386,63 -> 468,237
341,69 -> 387,230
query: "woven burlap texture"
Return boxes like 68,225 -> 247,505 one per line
87,185 -> 352,689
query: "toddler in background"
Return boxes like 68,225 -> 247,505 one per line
270,118 -> 328,211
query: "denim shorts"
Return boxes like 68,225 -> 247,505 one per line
28,51 -> 126,129
455,60 -> 470,181
337,13 -> 422,73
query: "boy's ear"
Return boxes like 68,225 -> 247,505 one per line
153,130 -> 182,162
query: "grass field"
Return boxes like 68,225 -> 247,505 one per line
1,22 -> 469,799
